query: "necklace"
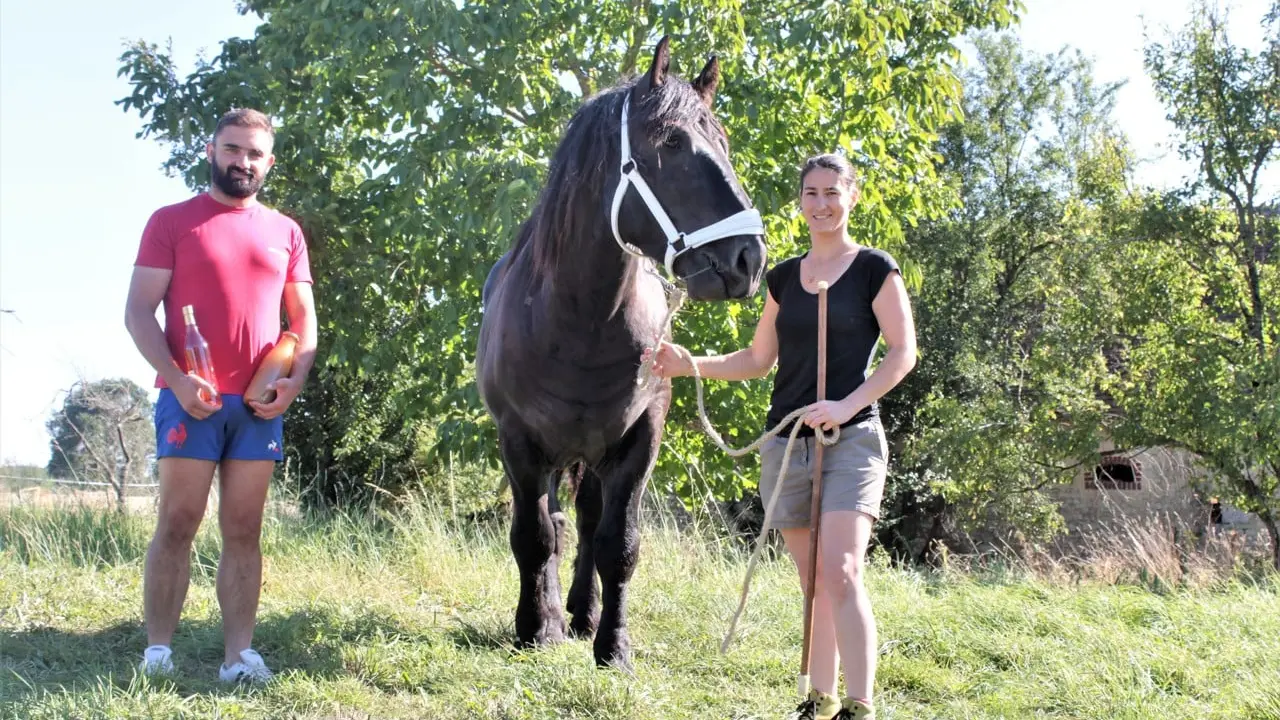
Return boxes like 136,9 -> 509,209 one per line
803,245 -> 859,285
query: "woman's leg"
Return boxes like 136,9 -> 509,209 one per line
780,527 -> 839,696
817,510 -> 877,703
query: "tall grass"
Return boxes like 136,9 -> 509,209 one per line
2,493 -> 1278,719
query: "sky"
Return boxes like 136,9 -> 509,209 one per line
0,0 -> 1276,467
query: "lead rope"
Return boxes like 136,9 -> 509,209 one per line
636,261 -> 837,653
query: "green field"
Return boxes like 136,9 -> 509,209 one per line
3,497 -> 1278,719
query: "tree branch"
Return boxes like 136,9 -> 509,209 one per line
1201,140 -> 1246,216
433,44 -> 535,127
60,412 -> 119,496
571,63 -> 594,98
114,422 -> 132,511
1012,472 -> 1073,494
619,0 -> 654,78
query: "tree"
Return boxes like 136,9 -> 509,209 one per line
1113,0 -> 1280,570
877,32 -> 1134,556
0,464 -> 49,481
46,378 -> 155,512
115,0 -> 1019,507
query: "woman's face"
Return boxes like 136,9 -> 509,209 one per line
799,168 -> 855,235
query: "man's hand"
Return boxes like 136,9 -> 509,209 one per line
246,376 -> 302,420
171,373 -> 222,420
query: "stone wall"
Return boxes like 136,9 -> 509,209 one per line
1051,443 -> 1265,538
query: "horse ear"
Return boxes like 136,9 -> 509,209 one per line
646,35 -> 671,89
692,55 -> 720,108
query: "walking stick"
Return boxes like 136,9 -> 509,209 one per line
798,280 -> 829,701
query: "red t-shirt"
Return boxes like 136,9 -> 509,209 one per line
134,192 -> 313,395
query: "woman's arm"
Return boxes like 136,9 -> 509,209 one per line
646,291 -> 781,381
802,272 -> 918,431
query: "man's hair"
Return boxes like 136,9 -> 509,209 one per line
212,108 -> 275,143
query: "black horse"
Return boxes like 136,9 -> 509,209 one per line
476,36 -> 766,670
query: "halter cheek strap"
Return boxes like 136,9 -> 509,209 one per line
609,94 -> 765,277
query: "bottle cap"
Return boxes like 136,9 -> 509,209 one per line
182,305 -> 196,324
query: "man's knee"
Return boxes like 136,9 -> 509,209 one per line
219,506 -> 265,548
155,505 -> 205,548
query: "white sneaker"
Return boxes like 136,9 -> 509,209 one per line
138,645 -> 175,677
218,648 -> 274,684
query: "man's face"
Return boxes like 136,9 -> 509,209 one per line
206,125 -> 275,199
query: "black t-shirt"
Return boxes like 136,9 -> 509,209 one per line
763,247 -> 901,437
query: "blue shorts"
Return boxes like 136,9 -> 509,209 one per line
154,389 -> 284,462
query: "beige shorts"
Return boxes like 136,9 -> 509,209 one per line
758,417 -> 889,528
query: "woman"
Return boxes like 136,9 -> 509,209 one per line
644,153 -> 916,720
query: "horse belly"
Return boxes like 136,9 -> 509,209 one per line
526,380 -> 658,465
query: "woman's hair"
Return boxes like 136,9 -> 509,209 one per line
799,153 -> 860,199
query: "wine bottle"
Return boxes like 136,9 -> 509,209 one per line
244,331 -> 300,404
182,305 -> 221,408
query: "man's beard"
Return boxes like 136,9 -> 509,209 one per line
211,157 -> 264,199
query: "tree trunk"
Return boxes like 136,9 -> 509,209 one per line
114,422 -> 131,514
1246,255 -> 1266,351
1263,511 -> 1280,572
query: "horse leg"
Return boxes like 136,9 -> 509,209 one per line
593,407 -> 662,670
500,426 -> 567,648
567,464 -> 602,639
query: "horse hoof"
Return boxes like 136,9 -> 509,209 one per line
594,651 -> 634,674
517,621 -> 567,648
569,614 -> 599,640
593,634 -> 633,673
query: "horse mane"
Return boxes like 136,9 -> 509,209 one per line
512,73 -> 722,281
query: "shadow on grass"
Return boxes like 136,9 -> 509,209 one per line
443,616 -> 517,653
1,603 -> 444,704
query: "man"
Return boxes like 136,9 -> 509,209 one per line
124,107 -> 316,683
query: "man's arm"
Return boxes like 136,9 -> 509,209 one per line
246,281 -> 317,420
124,266 -> 219,418
124,267 -> 183,386
283,281 -> 317,383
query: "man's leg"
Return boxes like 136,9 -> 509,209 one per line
215,458 -> 273,666
145,458 -> 216,648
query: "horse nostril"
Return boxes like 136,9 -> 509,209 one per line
733,241 -> 757,280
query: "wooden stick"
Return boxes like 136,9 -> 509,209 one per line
798,280 -> 829,698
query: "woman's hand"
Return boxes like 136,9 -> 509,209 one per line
641,340 -> 695,378
802,399 -> 859,432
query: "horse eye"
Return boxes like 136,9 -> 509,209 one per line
663,134 -> 682,149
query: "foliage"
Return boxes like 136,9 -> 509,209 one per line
880,32 -> 1133,551
44,378 -> 154,511
114,0 -> 1020,507
1113,0 -> 1280,569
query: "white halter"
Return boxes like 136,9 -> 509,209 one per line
609,94 -> 765,277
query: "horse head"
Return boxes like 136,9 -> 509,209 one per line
610,36 -> 767,301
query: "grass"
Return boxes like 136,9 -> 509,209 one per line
2,494 -> 1279,719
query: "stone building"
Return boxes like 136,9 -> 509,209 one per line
1052,440 -> 1265,538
